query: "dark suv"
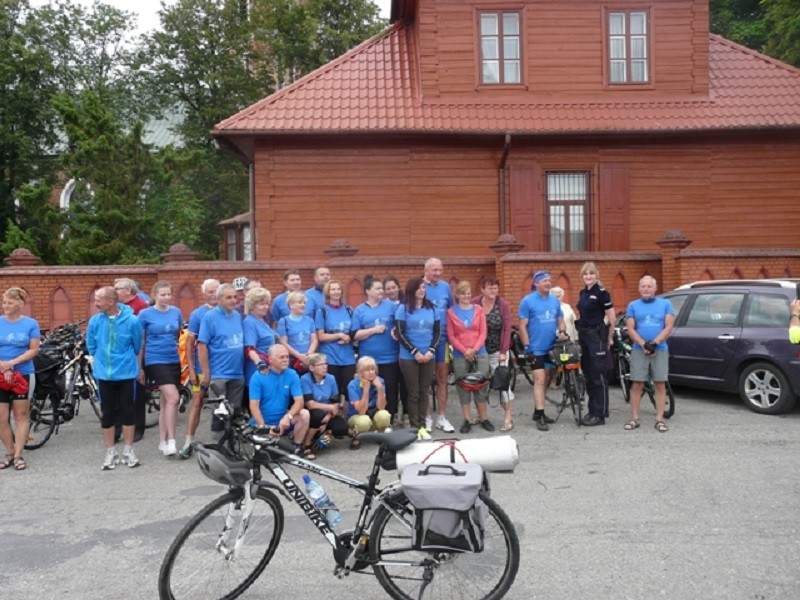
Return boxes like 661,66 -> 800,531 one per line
661,279 -> 800,415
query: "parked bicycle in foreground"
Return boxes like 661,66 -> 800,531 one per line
158,398 -> 520,600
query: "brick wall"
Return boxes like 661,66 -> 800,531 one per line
3,248 -> 798,332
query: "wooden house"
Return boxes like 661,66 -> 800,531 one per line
213,0 -> 800,267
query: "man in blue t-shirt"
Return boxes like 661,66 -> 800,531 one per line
249,344 -> 311,453
179,278 -> 219,458
270,269 -> 303,326
625,276 -> 675,433
424,257 -> 455,433
519,270 -> 566,432
304,266 -> 330,318
198,283 -> 244,439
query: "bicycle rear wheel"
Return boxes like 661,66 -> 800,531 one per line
159,488 -> 284,600
617,356 -> 631,403
370,491 -> 519,600
24,391 -> 58,450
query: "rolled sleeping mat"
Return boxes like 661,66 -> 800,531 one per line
396,435 -> 519,474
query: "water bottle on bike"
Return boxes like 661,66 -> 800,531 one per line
302,474 -> 343,529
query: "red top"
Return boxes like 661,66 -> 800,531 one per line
446,305 -> 487,356
125,296 -> 149,316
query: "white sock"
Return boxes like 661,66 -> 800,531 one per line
183,435 -> 193,448
123,445 -> 132,454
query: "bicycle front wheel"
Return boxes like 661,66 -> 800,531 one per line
25,391 -> 58,450
370,491 -> 520,600
158,488 -> 284,600
144,389 -> 161,429
567,370 -> 584,425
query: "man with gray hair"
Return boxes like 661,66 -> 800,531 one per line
113,277 -> 148,441
198,283 -> 245,439
178,278 -> 220,458
624,276 -> 675,433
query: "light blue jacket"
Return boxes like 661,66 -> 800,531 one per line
86,304 -> 143,381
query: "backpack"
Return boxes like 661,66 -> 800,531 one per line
400,463 -> 487,553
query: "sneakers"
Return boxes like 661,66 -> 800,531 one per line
459,420 -> 472,434
120,449 -> 140,468
480,419 -> 495,432
536,415 -> 550,432
163,440 -> 177,457
532,412 -> 555,424
177,444 -> 194,460
436,414 -> 455,433
101,449 -> 118,470
417,427 -> 432,440
424,415 -> 433,431
158,441 -> 167,454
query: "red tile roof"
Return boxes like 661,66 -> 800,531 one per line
214,25 -> 800,137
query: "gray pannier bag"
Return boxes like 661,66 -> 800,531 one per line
400,463 -> 488,553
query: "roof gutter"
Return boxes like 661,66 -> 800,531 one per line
498,133 -> 512,234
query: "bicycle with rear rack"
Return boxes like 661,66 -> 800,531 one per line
158,397 -> 520,600
24,321 -> 102,449
543,338 -> 585,426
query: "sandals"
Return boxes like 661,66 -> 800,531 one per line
500,420 -> 514,433
0,454 -> 13,470
349,437 -> 361,450
302,445 -> 317,460
13,456 -> 26,471
623,419 -> 640,431
655,420 -> 668,433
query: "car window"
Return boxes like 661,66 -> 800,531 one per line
664,294 -> 689,322
684,292 -> 745,327
744,293 -> 789,327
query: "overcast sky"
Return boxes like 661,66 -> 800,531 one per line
31,0 -> 392,34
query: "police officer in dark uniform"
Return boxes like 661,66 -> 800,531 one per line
576,262 -> 616,425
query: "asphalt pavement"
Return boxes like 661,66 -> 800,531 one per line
2,380 -> 799,600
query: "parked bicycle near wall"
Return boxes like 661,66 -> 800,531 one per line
545,338 -> 586,425
25,321 -> 102,449
159,397 -> 520,600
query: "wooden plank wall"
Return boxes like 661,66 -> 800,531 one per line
254,136 -> 800,262
415,0 -> 707,97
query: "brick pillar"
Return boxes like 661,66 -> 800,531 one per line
655,230 -> 692,290
490,234 -> 524,298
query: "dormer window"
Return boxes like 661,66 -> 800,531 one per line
479,11 -> 521,85
608,10 -> 650,84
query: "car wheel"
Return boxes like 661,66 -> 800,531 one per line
738,362 -> 796,415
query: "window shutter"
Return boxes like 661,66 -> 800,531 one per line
598,164 -> 630,251
509,164 -> 544,251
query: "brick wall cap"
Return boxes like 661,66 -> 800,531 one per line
4,248 -> 41,267
677,248 -> 800,258
501,252 -> 662,263
162,243 -> 200,262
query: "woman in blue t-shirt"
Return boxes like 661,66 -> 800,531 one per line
278,291 -> 318,373
315,281 -> 356,399
243,287 -> 278,385
0,287 -> 40,471
353,277 -> 402,424
139,281 -> 184,457
300,353 -> 349,451
395,276 -> 439,432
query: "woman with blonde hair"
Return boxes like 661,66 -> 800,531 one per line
345,356 -> 391,449
0,288 -> 40,471
447,280 -> 492,433
576,262 -> 616,426
277,291 -> 318,372
139,280 -> 183,457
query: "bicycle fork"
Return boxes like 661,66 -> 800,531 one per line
216,485 -> 258,561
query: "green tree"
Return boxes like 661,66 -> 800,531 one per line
306,0 -> 385,66
0,0 -> 59,248
710,0 -> 767,50
763,0 -> 800,67
55,91 -> 202,264
34,0 -> 147,124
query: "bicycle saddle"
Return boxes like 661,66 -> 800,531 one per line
359,429 -> 418,451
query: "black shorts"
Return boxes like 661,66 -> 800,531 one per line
0,374 -> 32,404
529,354 -> 552,371
98,379 -> 137,428
145,363 -> 181,387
